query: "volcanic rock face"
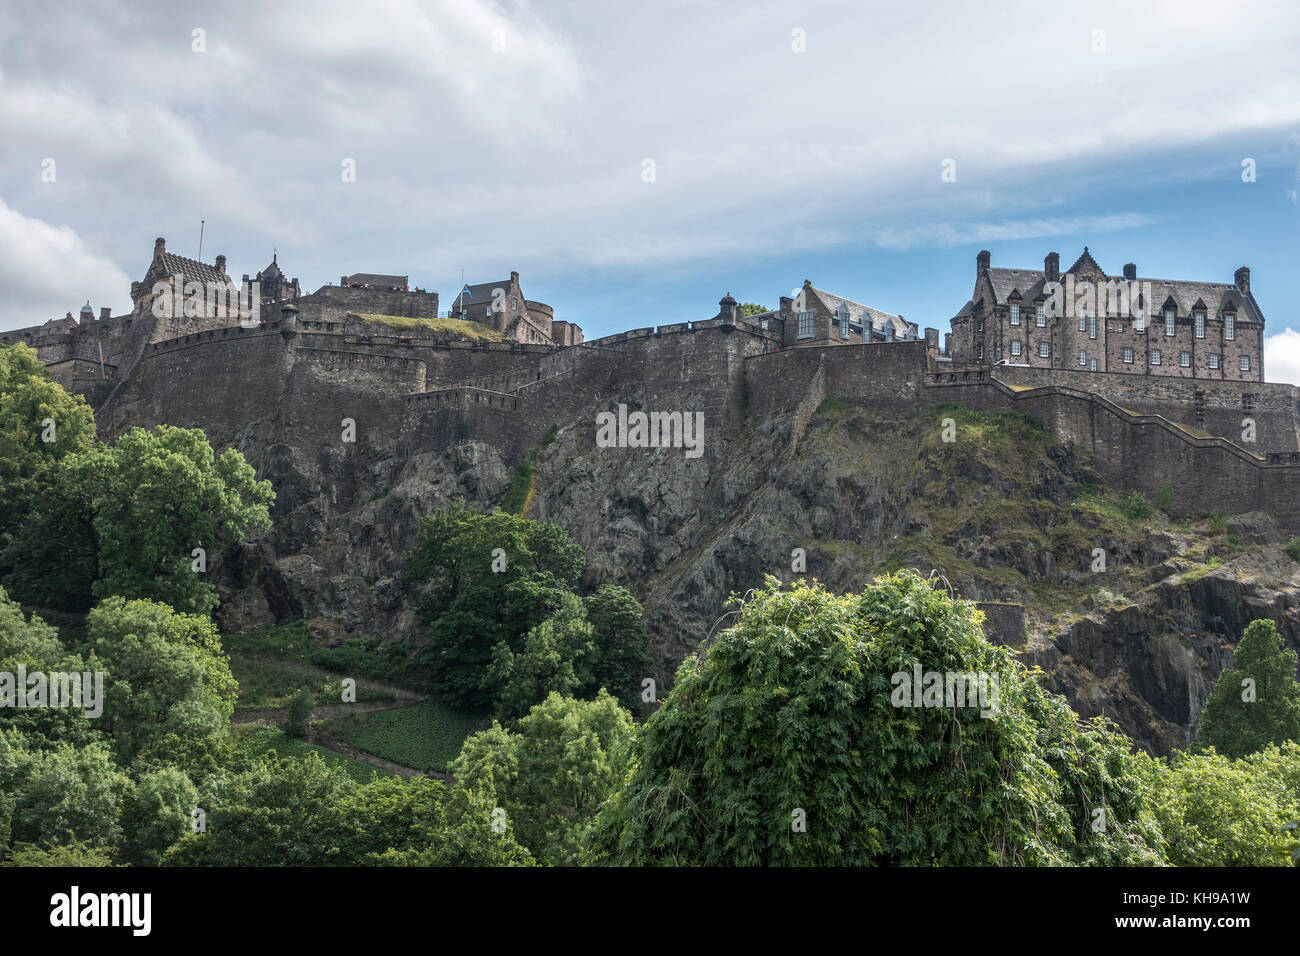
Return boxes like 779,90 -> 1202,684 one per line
119,367 -> 1300,757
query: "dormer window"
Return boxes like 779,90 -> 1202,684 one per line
1009,303 -> 1020,325
837,305 -> 850,339
1134,299 -> 1146,332
1164,308 -> 1175,337
1194,311 -> 1205,338
1225,312 -> 1235,340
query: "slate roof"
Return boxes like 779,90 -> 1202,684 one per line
156,252 -> 228,287
981,249 -> 1263,323
809,286 -> 916,339
457,280 -> 512,306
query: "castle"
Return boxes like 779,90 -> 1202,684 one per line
3,237 -> 1297,529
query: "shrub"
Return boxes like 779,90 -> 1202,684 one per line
284,689 -> 314,739
1122,491 -> 1154,520
1156,482 -> 1173,513
1287,538 -> 1300,563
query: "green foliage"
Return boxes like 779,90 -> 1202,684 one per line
0,730 -> 130,851
405,502 -> 585,709
86,597 -> 237,761
72,425 -> 273,616
3,841 -> 114,866
227,653 -> 387,709
1287,538 -> 1300,563
307,635 -> 414,685
1138,742 -> 1300,866
284,688 -> 314,739
488,592 -> 593,721
1156,482 -> 1173,513
317,699 -> 489,773
1197,619 -> 1300,758
501,460 -> 533,515
589,572 -> 1164,866
1122,491 -> 1154,520
1205,511 -> 1228,535
583,585 -> 651,710
454,692 -> 634,865
122,767 -> 199,866
739,303 -> 769,316
162,751 -> 531,866
223,620 -> 313,657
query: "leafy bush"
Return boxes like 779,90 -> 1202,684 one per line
1287,538 -> 1300,563
1122,491 -> 1154,520
1156,482 -> 1173,512
284,689 -> 314,739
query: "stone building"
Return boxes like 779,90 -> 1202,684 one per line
759,279 -> 917,348
451,271 -> 579,347
948,248 -> 1265,382
248,253 -> 300,306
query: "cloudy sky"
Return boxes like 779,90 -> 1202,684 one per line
3,0 -> 1299,378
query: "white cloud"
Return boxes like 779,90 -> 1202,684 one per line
0,196 -> 131,328
1265,328 -> 1300,385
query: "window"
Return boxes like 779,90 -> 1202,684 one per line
1010,340 -> 1022,356
977,344 -> 984,360
1164,308 -> 1175,337
1241,355 -> 1251,372
1123,347 -> 1134,364
797,310 -> 814,339
1152,349 -> 1162,365
1038,341 -> 1050,357
977,319 -> 983,333
1195,312 -> 1205,338
1117,323 -> 1124,333
1134,303 -> 1146,332
1089,314 -> 1097,339
1089,358 -> 1098,372
1078,314 -> 1086,332
837,306 -> 850,339
1035,304 -> 1045,326
1225,313 -> 1235,340
1180,351 -> 1190,367
1009,304 -> 1020,325
1078,350 -> 1087,367
1209,353 -> 1219,369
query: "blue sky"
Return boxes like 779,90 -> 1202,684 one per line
2,0 -> 1298,376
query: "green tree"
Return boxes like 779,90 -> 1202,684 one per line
589,572 -> 1164,866
122,767 -> 200,866
583,584 -> 650,710
487,592 -> 594,721
86,597 -> 237,761
405,502 -> 585,708
71,425 -> 273,616
1,733 -> 130,852
739,303 -> 770,316
454,691 -> 634,865
1197,619 -> 1300,758
1138,742 -> 1300,866
284,688 -> 314,739
0,344 -> 96,568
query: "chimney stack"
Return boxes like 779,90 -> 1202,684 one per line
1044,252 -> 1060,281
1235,266 -> 1251,294
977,250 -> 990,278
1123,263 -> 1137,280
215,254 -> 226,276
100,307 -> 111,321
154,237 -> 166,259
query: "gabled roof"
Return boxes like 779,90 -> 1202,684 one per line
153,252 -> 228,287
458,279 -> 512,305
808,286 -> 915,337
979,249 -> 1264,323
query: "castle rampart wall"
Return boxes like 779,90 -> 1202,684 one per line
299,286 -> 440,324
992,365 -> 1300,453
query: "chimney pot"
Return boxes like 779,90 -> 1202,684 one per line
215,254 -> 226,275
154,237 -> 166,257
977,250 -> 991,278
